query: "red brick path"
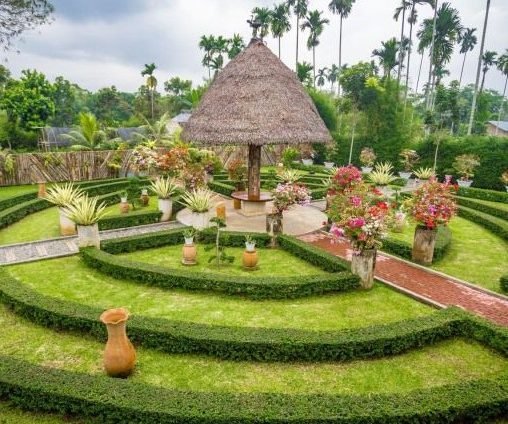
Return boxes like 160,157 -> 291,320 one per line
299,232 -> 508,327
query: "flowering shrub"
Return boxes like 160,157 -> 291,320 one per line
359,147 -> 376,167
328,165 -> 363,195
328,183 -> 389,251
399,149 -> 420,172
501,171 -> 508,185
405,179 -> 457,230
156,146 -> 191,176
181,163 -> 206,190
453,154 -> 480,181
227,158 -> 247,183
272,183 -> 311,214
130,143 -> 158,172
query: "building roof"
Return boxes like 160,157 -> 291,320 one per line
182,39 -> 332,146
172,111 -> 192,125
488,121 -> 508,132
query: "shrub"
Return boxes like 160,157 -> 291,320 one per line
98,210 -> 162,231
0,198 -> 51,229
208,180 -> 234,196
500,275 -> 508,293
0,191 -> 37,212
458,206 -> 508,241
456,197 -> 508,221
457,186 -> 508,203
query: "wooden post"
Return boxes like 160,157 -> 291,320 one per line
247,144 -> 261,200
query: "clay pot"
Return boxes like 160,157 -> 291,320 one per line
140,191 -> 150,206
100,308 -> 136,378
37,182 -> 47,198
233,198 -> 242,209
351,249 -> 376,289
182,242 -> 197,265
58,208 -> 76,236
216,202 -> 226,220
242,250 -> 259,269
412,226 -> 437,265
119,200 -> 129,214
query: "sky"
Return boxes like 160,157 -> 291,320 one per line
3,0 -> 508,94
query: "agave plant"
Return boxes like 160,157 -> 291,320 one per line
276,168 -> 302,183
45,183 -> 84,207
62,195 -> 109,225
368,162 -> 396,186
413,167 -> 435,180
150,177 -> 179,199
181,188 -> 214,213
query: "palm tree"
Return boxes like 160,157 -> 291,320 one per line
209,36 -> 229,78
328,0 -> 356,95
228,34 -> 245,59
141,63 -> 157,120
327,64 -> 340,92
270,3 -> 291,58
63,113 -> 116,151
301,10 -> 330,87
372,38 -> 400,78
315,67 -> 329,87
479,50 -> 497,94
252,7 -> 272,39
199,35 -> 215,80
210,55 -> 224,78
495,50 -> 508,135
287,0 -> 308,71
458,27 -> 477,86
467,0 -> 490,135
394,0 -> 410,84
297,61 -> 313,86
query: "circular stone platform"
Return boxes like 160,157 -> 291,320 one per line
176,195 -> 327,236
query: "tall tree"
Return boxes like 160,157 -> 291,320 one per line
287,0 -> 308,71
228,34 -> 245,59
0,0 -> 53,51
327,64 -> 340,91
467,0 -> 490,135
252,7 -> 272,39
495,50 -> 508,135
296,61 -> 313,86
301,10 -> 329,88
315,67 -> 329,87
141,63 -> 157,120
270,3 -> 291,58
394,0 -> 410,84
164,77 -> 192,97
52,76 -> 76,126
199,35 -> 215,80
457,27 -> 477,87
479,50 -> 497,94
328,0 -> 356,95
372,38 -> 400,78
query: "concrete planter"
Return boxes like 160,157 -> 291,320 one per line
245,241 -> 256,252
190,212 -> 210,230
77,223 -> 100,249
412,226 -> 437,265
399,171 -> 412,180
158,198 -> 173,222
302,159 -> 313,166
324,161 -> 335,169
351,249 -> 376,289
58,208 -> 76,236
457,179 -> 473,188
361,166 -> 373,174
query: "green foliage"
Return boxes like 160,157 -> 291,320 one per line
500,275 -> 508,293
0,191 -> 37,212
307,88 -> 337,132
457,186 -> 508,203
207,180 -> 234,196
97,210 -> 162,231
456,197 -> 508,221
0,198 -> 51,229
205,217 -> 234,267
458,206 -> 508,241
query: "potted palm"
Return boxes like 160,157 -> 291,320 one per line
140,187 -> 150,206
119,190 -> 129,214
413,167 -> 435,188
359,147 -> 376,173
368,162 -> 396,196
150,177 -> 179,221
45,183 -> 84,236
181,188 -> 214,230
453,154 -> 480,187
182,228 -> 197,265
62,195 -> 109,248
323,145 -> 335,169
300,145 -> 315,166
398,149 -> 419,179
243,234 -> 258,269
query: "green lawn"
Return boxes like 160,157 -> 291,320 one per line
0,197 -> 158,245
387,217 -> 508,293
0,184 -> 38,200
8,256 -> 433,331
0,304 -> 505,395
118,244 -> 329,277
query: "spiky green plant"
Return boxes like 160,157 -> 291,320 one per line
277,169 -> 302,183
150,177 -> 179,199
45,183 -> 84,207
413,167 -> 435,180
369,162 -> 396,186
62,195 -> 109,225
181,188 -> 214,213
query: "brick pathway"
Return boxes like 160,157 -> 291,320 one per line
299,232 -> 508,327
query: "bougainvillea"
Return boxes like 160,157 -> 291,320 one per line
328,165 -> 363,195
156,146 -> 191,176
272,183 -> 311,214
130,143 -> 158,172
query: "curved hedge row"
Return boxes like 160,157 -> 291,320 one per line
0,356 -> 506,424
1,269 -> 507,362
458,206 -> 508,241
456,196 -> 508,221
457,186 -> 508,204
0,191 -> 38,212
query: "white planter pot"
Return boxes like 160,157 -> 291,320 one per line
77,224 -> 100,249
302,159 -> 313,166
58,208 -> 76,236
184,237 -> 194,245
190,212 -> 210,230
505,186 -> 508,193
398,171 -> 412,180
324,162 -> 335,169
141,189 -> 148,196
245,242 -> 256,252
457,179 -> 473,188
120,197 -> 128,203
158,198 -> 173,222
361,166 -> 373,174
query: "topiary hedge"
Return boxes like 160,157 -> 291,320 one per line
0,191 -> 38,212
457,187 -> 508,204
0,198 -> 51,229
500,275 -> 508,293
456,197 -> 508,221
458,206 -> 508,241
98,210 -> 162,231
0,355 -> 506,424
208,180 -> 235,196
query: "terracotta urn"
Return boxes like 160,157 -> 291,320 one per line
100,308 -> 136,378
216,202 -> 226,220
119,199 -> 129,214
351,248 -> 377,289
182,241 -> 197,265
242,250 -> 259,270
58,207 -> 76,236
37,182 -> 47,198
140,189 -> 149,206
233,198 -> 242,209
412,226 -> 437,265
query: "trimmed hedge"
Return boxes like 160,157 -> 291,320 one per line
101,227 -> 190,253
98,210 -> 162,231
0,190 -> 38,212
0,198 -> 51,229
458,206 -> 508,241
457,186 -> 508,204
208,180 -> 234,196
1,269 -> 507,363
456,196 -> 508,221
0,356 -> 506,424
500,275 -> 508,293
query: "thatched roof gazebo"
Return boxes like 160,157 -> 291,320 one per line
182,37 -> 332,205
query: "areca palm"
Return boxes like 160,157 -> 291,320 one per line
141,63 -> 157,120
328,0 -> 356,95
228,34 -> 245,59
372,38 -> 400,78
252,7 -> 272,39
327,64 -> 340,91
315,67 -> 329,87
270,3 -> 291,58
495,50 -> 508,135
287,0 -> 308,71
394,0 -> 411,84
63,113 -> 116,151
479,50 -> 497,94
199,35 -> 215,80
301,10 -> 329,88
458,27 -> 477,86
297,61 -> 313,86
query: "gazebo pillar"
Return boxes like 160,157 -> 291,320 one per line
247,144 -> 261,200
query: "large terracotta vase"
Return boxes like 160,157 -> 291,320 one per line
351,249 -> 376,289
242,250 -> 259,270
37,182 -> 47,198
58,208 -> 76,236
100,308 -> 136,378
182,241 -> 197,265
412,226 -> 437,265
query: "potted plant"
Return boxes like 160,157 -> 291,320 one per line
398,149 -> 419,179
281,147 -> 300,167
269,183 -> 311,237
368,162 -> 396,195
392,209 -> 407,233
150,177 -> 179,222
413,167 -> 435,188
45,183 -> 84,236
140,187 -> 150,206
119,190 -> 129,214
300,145 -> 315,166
227,158 -> 247,209
359,147 -> 376,173
182,227 -> 197,265
243,234 -> 258,270
453,154 -> 480,187
62,194 -> 109,248
323,145 -> 335,169
181,188 -> 214,230
405,179 -> 457,265
328,182 -> 389,289
501,170 -> 508,193
276,168 -> 301,184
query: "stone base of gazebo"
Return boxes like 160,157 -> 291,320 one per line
231,191 -> 272,217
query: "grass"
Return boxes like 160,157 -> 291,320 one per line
118,244 -> 329,277
0,303 -> 506,395
0,401 -> 85,423
0,184 -> 38,200
8,256 -> 433,331
0,196 -> 158,245
388,217 -> 508,293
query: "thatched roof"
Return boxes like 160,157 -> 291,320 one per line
182,39 -> 332,146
